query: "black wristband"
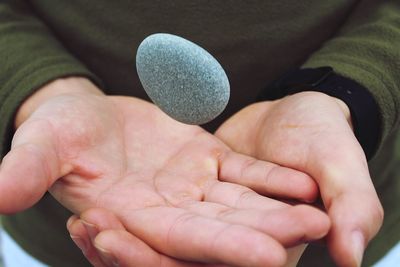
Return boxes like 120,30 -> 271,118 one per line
257,67 -> 381,160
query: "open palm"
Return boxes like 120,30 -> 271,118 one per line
1,93 -> 329,266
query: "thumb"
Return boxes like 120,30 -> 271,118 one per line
327,190 -> 383,267
0,119 -> 63,214
310,137 -> 383,267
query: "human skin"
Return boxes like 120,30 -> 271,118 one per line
0,77 -> 330,267
68,91 -> 384,267
67,208 -> 308,267
214,92 -> 384,267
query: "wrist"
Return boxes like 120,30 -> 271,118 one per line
15,77 -> 104,127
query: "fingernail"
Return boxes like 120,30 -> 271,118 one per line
70,235 -> 87,253
66,215 -> 78,229
351,231 -> 365,267
82,220 -> 99,241
95,245 -> 119,267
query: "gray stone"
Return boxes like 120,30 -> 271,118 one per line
136,33 -> 230,125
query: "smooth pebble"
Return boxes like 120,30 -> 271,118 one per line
136,33 -> 230,125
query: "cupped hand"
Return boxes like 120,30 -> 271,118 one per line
215,92 -> 384,267
0,79 -> 329,267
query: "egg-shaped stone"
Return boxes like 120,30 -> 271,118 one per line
136,33 -> 230,125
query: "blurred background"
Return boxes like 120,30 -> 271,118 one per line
0,222 -> 3,267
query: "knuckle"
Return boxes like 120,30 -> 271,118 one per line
372,201 -> 384,227
363,199 -> 384,241
239,158 -> 258,180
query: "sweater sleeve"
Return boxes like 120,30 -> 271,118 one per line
302,0 -> 400,153
0,0 -> 102,158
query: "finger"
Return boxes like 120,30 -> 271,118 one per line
219,151 -> 319,202
79,208 -> 126,241
178,201 -> 330,246
78,208 -> 229,267
204,181 -> 289,210
96,230 -> 230,267
326,186 -> 383,267
308,135 -> 383,267
80,208 -> 125,228
121,206 -> 287,267
69,208 -> 127,266
67,215 -> 107,267
0,120 -> 63,213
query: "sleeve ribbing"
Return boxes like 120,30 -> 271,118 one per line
303,0 -> 400,155
0,0 -> 102,157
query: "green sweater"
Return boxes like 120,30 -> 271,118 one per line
1,1 -> 399,266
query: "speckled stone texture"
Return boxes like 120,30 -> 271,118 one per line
136,33 -> 230,125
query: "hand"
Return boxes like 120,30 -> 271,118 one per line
215,92 -> 384,267
66,208 -> 308,267
0,78 -> 329,266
